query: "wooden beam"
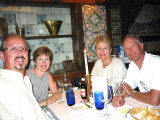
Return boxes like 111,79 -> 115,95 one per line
25,0 -> 52,2
106,4 -> 112,39
75,4 -> 85,72
61,0 -> 106,4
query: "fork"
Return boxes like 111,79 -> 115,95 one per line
123,109 -> 130,118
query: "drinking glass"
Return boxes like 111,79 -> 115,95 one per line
57,80 -> 65,104
114,82 -> 125,106
115,82 -> 125,97
66,89 -> 75,106
63,73 -> 72,91
99,88 -> 112,118
89,92 -> 94,105
94,91 -> 104,110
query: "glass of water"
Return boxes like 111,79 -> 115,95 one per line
57,80 -> 65,104
99,88 -> 112,118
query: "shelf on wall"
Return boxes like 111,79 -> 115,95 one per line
25,34 -> 76,40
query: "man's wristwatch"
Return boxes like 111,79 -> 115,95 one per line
130,91 -> 136,98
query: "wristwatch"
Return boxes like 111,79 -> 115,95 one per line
130,91 -> 136,98
46,99 -> 48,105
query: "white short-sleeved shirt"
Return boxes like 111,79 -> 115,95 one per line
124,52 -> 160,92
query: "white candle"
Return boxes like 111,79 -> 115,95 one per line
84,49 -> 89,75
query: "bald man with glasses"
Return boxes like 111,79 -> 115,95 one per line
0,33 -> 50,120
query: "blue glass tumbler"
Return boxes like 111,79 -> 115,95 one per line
94,91 -> 104,110
66,89 -> 75,106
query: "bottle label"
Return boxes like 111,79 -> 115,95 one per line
81,89 -> 86,97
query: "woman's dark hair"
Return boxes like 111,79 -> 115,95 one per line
33,46 -> 53,64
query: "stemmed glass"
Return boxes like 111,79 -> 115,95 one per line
99,87 -> 112,119
115,82 -> 125,97
57,80 -> 65,104
114,82 -> 125,106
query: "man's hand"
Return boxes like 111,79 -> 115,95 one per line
112,96 -> 125,107
124,82 -> 132,96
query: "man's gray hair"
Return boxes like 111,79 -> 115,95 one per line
123,34 -> 143,45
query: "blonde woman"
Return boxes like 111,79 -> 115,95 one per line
91,35 -> 127,86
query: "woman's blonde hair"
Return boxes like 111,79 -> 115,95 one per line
94,35 -> 112,49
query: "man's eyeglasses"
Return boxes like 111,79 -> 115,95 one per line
3,45 -> 29,53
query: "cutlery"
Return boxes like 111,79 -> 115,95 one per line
123,109 -> 130,118
81,101 -> 92,108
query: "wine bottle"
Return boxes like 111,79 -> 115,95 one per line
80,78 -> 87,99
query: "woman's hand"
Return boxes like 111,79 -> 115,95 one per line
39,100 -> 47,107
112,96 -> 125,107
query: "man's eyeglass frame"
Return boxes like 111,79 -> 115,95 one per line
2,45 -> 29,53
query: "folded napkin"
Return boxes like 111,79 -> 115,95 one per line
91,76 -> 108,99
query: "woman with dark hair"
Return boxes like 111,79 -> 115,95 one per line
27,46 -> 60,120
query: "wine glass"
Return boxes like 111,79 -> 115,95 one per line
57,80 -> 65,104
99,87 -> 112,118
114,82 -> 125,106
115,82 -> 125,97
63,73 -> 72,91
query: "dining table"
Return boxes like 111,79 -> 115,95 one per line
49,89 -> 160,120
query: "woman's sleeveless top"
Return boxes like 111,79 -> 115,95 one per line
27,69 -> 49,102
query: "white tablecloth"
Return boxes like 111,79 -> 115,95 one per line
49,90 -> 159,120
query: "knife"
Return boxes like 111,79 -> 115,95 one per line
81,101 -> 92,108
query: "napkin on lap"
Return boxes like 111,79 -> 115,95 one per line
91,76 -> 108,99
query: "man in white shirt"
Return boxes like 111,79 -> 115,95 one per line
112,34 -> 160,107
0,33 -> 50,120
